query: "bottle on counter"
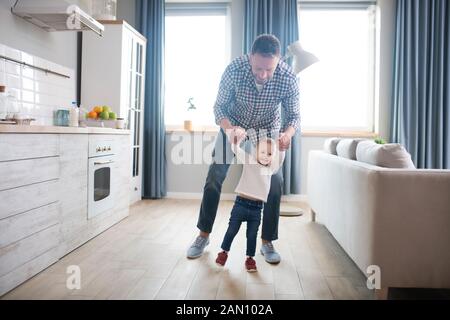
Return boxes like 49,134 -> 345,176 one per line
0,85 -> 7,120
5,91 -> 20,121
69,101 -> 79,127
78,105 -> 88,127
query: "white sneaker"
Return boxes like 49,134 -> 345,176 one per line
260,242 -> 281,264
187,236 -> 209,259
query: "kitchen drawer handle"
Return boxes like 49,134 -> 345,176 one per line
94,160 -> 114,165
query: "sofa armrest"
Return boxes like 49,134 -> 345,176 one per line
307,150 -> 450,289
371,169 -> 450,288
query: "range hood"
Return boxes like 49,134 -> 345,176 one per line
11,0 -> 104,36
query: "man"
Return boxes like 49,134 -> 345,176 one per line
187,34 -> 300,264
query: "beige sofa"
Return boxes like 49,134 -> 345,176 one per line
307,150 -> 450,292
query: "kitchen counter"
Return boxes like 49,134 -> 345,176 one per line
0,125 -> 130,135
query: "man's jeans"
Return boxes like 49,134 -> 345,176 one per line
221,196 -> 262,257
197,129 -> 283,241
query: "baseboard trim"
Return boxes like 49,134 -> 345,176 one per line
165,192 -> 308,202
165,192 -> 236,200
281,194 -> 308,202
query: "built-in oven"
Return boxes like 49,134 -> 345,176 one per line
88,139 -> 115,219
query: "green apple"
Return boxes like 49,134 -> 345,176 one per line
102,106 -> 111,113
109,112 -> 117,120
99,111 -> 110,120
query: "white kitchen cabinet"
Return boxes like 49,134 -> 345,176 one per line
58,134 -> 89,256
0,134 -> 61,296
81,20 -> 146,205
0,134 -> 59,162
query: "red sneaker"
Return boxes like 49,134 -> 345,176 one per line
245,257 -> 257,272
216,251 -> 228,266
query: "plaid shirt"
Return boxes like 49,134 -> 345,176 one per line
214,55 -> 300,144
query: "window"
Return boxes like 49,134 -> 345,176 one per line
165,4 -> 230,126
298,2 -> 377,131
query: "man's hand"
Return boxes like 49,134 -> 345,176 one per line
278,127 -> 296,151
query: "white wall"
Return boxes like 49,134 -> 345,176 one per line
377,0 -> 396,141
229,0 -> 244,58
0,0 -> 78,71
0,0 -> 81,125
117,0 -> 136,28
0,43 -> 76,125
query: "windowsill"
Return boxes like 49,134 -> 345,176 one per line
301,131 -> 379,138
165,125 -> 379,138
166,125 -> 221,134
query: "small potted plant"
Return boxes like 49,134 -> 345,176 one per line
184,97 -> 196,131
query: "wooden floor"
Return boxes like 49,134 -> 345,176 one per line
1,199 -> 375,300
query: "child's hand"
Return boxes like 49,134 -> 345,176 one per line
278,132 -> 292,151
226,127 -> 246,145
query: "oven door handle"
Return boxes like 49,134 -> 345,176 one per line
94,160 -> 114,166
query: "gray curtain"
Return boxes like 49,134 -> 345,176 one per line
244,0 -> 302,194
136,0 -> 167,198
391,0 -> 450,169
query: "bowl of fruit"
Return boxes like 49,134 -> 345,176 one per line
86,106 -> 117,128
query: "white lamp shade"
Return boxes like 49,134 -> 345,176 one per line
287,41 -> 319,74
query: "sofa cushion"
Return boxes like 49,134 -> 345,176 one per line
323,138 -> 341,155
356,140 -> 416,169
336,139 -> 365,160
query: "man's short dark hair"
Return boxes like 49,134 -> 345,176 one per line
251,34 -> 281,57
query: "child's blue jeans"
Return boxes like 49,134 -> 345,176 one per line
220,196 -> 263,257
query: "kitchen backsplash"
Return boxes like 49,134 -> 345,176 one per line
0,43 -> 76,126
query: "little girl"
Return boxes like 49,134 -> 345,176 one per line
215,135 -> 285,272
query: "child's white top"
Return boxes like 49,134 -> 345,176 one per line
231,143 -> 285,202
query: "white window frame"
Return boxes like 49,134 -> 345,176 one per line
298,0 -> 378,133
